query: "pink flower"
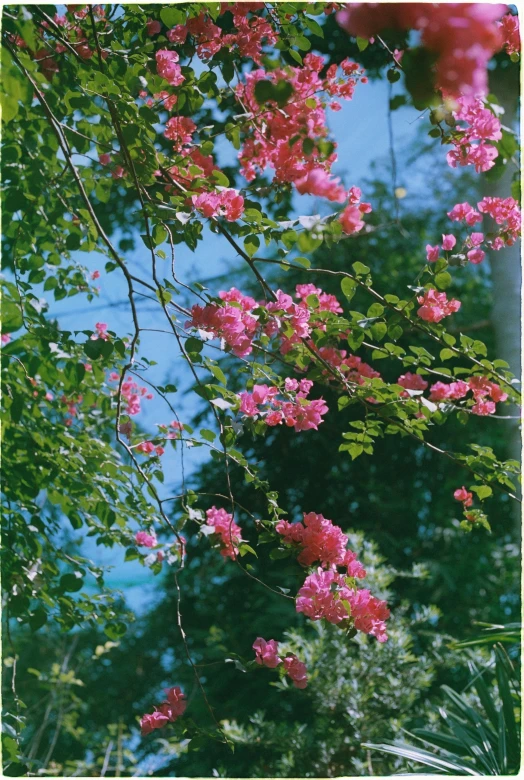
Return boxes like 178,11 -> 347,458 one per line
91,270 -> 100,280
91,322 -> 109,340
205,506 -> 242,560
339,204 -> 365,235
164,115 -> 196,147
442,234 -> 456,251
500,12 -> 520,55
253,637 -> 281,668
454,486 -> 473,507
1,334 -> 11,345
99,153 -> 111,165
397,372 -> 428,391
295,168 -> 346,203
447,202 -> 483,225
136,441 -> 156,454
156,49 -> 184,87
277,511 -> 366,574
467,248 -> 486,264
426,244 -> 440,262
283,656 -> 308,688
140,711 -> 169,736
469,232 -> 485,247
136,531 -> 157,548
417,289 -> 461,323
192,189 -> 245,222
472,399 -> 496,416
167,25 -> 188,44
146,18 -> 161,36
164,686 -> 187,717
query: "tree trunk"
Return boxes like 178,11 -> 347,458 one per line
487,66 -> 521,516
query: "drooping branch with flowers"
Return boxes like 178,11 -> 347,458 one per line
1,1 -> 521,765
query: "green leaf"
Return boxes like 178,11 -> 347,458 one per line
435,271 -> 452,290
244,234 -> 260,257
356,36 -> 369,52
185,337 -> 203,354
59,573 -> 84,592
352,261 -> 370,276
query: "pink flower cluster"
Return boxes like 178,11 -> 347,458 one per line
336,3 -> 508,97
446,97 -> 502,174
164,116 -> 197,150
135,531 -> 157,548
192,189 -> 245,222
238,381 -> 328,432
338,186 -> 373,235
140,686 -> 187,736
296,568 -> 390,642
447,197 -> 520,252
187,288 -> 259,357
429,375 -> 508,416
91,322 -> 109,341
417,289 -> 461,323
166,5 -> 275,65
426,231 -> 486,266
499,12 -> 520,56
155,49 -> 184,87
253,637 -> 308,688
136,440 -> 165,456
310,345 -> 381,388
109,373 -> 154,416
454,486 -> 473,508
205,506 -> 242,559
276,512 -> 367,575
235,54 -> 366,195
397,372 -> 428,394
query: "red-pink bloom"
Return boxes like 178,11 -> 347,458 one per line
339,204 -> 365,235
472,399 -> 496,415
253,637 -> 281,668
467,248 -> 486,264
192,189 -> 245,222
417,289 -> 461,323
136,531 -> 157,548
283,656 -> 308,689
99,153 -> 111,165
156,49 -> 184,87
91,270 -> 100,280
295,168 -> 346,203
336,4 -> 506,97
167,24 -> 188,43
91,322 -> 109,340
447,202 -> 483,226
187,288 -> 258,357
136,441 -> 156,454
397,372 -> 428,392
442,234 -> 456,251
277,511 -> 366,575
205,506 -> 242,559
164,686 -> 187,717
454,486 -> 473,507
146,18 -> 161,36
426,244 -> 440,262
1,334 -> 11,345
500,12 -> 520,55
296,567 -> 389,641
164,116 -> 196,148
140,711 -> 169,736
